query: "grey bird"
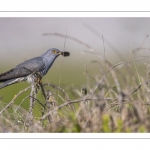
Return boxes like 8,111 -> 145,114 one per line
0,48 -> 70,89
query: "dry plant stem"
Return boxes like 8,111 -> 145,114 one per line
140,35 -> 149,48
14,96 -> 29,113
43,83 -> 76,112
29,96 -> 45,108
39,82 -> 47,100
102,35 -> 106,72
126,80 -> 150,98
27,84 -> 36,124
110,68 -> 123,110
43,33 -> 93,51
57,29 -> 67,107
84,51 -> 126,82
0,116 -> 20,131
120,81 -> 150,105
132,53 -> 141,84
0,86 -> 31,115
131,45 -> 150,84
38,82 -> 49,118
40,98 -> 111,120
39,82 -> 48,116
43,83 -> 70,100
86,61 -> 124,99
84,23 -> 125,61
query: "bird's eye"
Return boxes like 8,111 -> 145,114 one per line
52,50 -> 56,53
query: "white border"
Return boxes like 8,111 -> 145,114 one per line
0,133 -> 149,138
0,0 -> 149,12
0,12 -> 150,17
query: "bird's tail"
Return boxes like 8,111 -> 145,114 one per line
0,77 -> 26,89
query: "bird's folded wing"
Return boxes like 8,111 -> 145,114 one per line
0,57 -> 46,82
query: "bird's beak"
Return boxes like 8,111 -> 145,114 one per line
57,52 -> 62,55
60,51 -> 70,57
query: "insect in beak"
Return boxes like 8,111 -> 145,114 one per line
61,51 -> 70,57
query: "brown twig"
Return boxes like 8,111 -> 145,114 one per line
125,80 -> 150,98
40,98 -> 111,120
42,32 -> 93,51
43,83 -> 76,112
0,86 -> 31,115
86,61 -> 124,99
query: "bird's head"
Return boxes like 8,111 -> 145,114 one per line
43,48 -> 70,58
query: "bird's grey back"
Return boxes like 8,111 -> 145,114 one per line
0,57 -> 46,82
0,48 -> 60,82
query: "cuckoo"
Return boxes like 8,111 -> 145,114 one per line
0,48 -> 70,89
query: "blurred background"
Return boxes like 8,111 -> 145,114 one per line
1,18 -> 150,62
0,17 -> 150,105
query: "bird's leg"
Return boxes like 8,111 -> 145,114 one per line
32,71 -> 44,97
32,71 -> 47,99
32,71 -> 42,84
32,71 -> 48,118
21,67 -> 42,91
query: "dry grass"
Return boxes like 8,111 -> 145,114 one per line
1,33 -> 150,133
